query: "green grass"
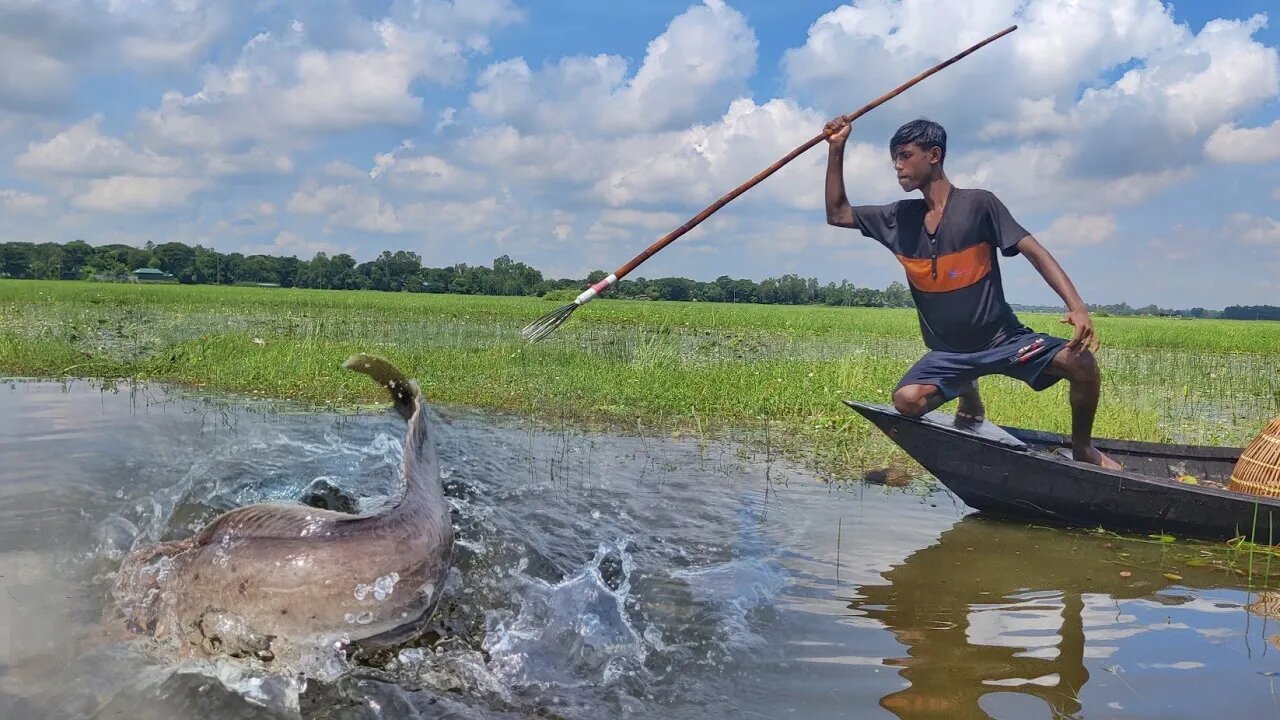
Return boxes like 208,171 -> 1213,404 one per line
2,280 -> 1276,480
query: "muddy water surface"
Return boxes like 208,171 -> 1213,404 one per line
2,380 -> 1280,719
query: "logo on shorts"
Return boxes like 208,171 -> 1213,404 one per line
1012,337 -> 1048,363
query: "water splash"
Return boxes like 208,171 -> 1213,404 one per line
482,540 -> 646,689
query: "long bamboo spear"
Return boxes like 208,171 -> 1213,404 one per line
522,24 -> 1018,342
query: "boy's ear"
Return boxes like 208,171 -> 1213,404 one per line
927,146 -> 943,165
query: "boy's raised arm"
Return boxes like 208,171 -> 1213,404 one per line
825,119 -> 856,228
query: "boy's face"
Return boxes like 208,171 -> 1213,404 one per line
892,143 -> 942,192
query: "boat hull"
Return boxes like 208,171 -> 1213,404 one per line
846,400 -> 1280,542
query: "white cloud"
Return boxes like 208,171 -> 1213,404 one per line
1036,213 -> 1117,249
952,142 -> 1194,213
140,4 -> 521,152
464,97 -> 893,214
779,1 -> 1279,208
1205,120 -> 1280,163
1273,188 -> 1280,202
0,39 -> 75,113
239,230 -> 354,259
323,161 -> 368,180
462,125 -> 601,188
286,183 -> 506,236
470,0 -> 757,135
0,189 -> 50,214
73,176 -> 206,213
16,116 -> 184,178
367,143 -> 481,194
599,208 -> 684,231
457,0 -> 1278,230
1222,213 -> 1280,247
206,149 -> 295,177
593,98 -> 902,210
785,0 -> 1188,134
0,1 -> 235,113
288,183 -> 405,233
115,1 -> 231,67
980,97 -> 1078,140
436,107 -> 457,132
0,3 -> 97,112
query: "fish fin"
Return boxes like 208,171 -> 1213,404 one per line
344,354 -> 419,421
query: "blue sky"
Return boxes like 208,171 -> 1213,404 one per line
1,0 -> 1277,309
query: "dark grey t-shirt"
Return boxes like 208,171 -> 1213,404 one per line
853,187 -> 1030,353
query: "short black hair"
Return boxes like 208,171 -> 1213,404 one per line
890,118 -> 947,162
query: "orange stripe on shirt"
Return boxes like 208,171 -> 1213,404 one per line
896,243 -> 992,293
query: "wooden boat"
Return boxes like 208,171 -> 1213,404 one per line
845,400 -> 1279,542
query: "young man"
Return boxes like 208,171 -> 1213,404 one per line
824,117 -> 1120,469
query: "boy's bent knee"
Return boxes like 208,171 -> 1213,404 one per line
893,385 -> 935,417
1057,349 -> 1099,383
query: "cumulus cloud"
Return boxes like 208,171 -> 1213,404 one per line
288,183 -> 405,233
951,142 -> 1194,212
458,0 -> 1278,233
1205,120 -> 1280,163
16,116 -> 184,178
1036,213 -> 1117,249
1222,213 -> 1280,247
289,174 -> 503,233
470,0 -> 757,135
368,142 -> 482,194
240,230 -> 354,259
786,0 -> 1198,136
140,2 -> 520,152
780,0 -> 1278,208
323,161 -> 368,180
205,149 -> 295,178
73,175 -> 207,213
592,98 -> 893,210
463,97 -> 898,215
0,2 -> 103,112
585,208 -> 685,243
114,0 -> 231,67
0,189 -> 50,214
0,0 -> 234,113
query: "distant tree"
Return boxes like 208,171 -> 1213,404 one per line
8,237 -> 1257,319
884,280 -> 914,308
239,255 -> 279,284
61,239 -> 93,277
1223,305 -> 1280,321
0,242 -> 34,278
153,242 -> 197,277
29,243 -> 67,279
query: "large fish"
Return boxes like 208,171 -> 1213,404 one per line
112,354 -> 454,662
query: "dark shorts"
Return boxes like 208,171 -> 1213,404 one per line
896,329 -> 1067,402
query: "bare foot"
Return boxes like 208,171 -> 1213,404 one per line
954,391 -> 986,428
1075,445 -> 1123,470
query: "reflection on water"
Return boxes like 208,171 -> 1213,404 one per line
854,517 -> 1280,719
2,379 -> 1280,719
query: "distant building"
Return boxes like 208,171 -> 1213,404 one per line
132,268 -> 174,282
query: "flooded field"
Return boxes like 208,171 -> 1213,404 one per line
3,380 -> 1280,719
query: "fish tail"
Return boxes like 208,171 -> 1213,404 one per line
344,354 -> 419,421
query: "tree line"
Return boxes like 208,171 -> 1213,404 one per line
0,238 -> 1274,318
0,239 -> 916,307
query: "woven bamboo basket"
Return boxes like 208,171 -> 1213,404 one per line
1229,415 -> 1280,497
